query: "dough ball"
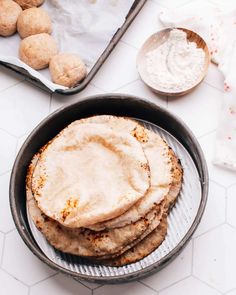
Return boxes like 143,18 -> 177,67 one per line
17,7 -> 51,38
0,0 -> 22,36
14,0 -> 44,9
19,33 -> 58,70
49,53 -> 87,87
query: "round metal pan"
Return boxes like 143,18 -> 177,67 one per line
9,94 -> 208,283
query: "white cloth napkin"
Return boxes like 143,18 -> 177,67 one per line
159,1 -> 236,171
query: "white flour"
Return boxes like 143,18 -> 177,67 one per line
145,29 -> 206,92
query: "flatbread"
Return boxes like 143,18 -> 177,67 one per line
97,152 -> 182,266
27,154 -> 164,257
94,141 -> 183,265
100,214 -> 168,266
31,122 -> 150,228
27,116 -> 183,264
75,116 -> 178,231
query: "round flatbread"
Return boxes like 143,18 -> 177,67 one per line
31,122 -> 150,228
99,214 -> 168,266
75,116 -> 181,231
92,147 -> 182,265
95,152 -> 182,265
27,154 -> 165,257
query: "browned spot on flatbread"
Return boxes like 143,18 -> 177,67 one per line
61,198 -> 78,222
131,126 -> 149,143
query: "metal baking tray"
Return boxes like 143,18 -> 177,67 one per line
0,0 -> 146,95
10,94 -> 208,284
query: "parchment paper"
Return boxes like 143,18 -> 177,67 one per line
0,0 -> 135,91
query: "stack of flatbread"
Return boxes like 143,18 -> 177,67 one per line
26,115 -> 183,266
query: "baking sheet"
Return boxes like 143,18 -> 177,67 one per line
0,0 -> 135,91
27,120 -> 201,278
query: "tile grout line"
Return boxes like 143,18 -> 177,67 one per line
91,284 -> 104,291
120,39 -> 139,51
193,222 -> 226,239
192,274 -> 224,294
0,79 -> 24,95
197,129 -> 217,140
14,136 -> 19,158
75,279 -> 98,291
157,275 -> 192,293
225,222 -> 236,232
30,272 -> 58,288
89,83 -> 108,93
112,78 -> 140,93
224,187 -> 228,223
0,233 -> 6,267
5,227 -> 16,235
203,80 -> 224,94
227,182 -> 236,189
138,280 -> 159,293
0,169 -> 11,178
0,127 -> 18,139
1,268 -> 30,288
88,83 -> 108,93
191,238 -> 194,275
223,286 -> 236,294
209,179 -> 228,190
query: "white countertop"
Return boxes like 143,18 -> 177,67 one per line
1,0 -> 236,294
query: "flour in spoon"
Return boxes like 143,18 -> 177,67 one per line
145,29 -> 206,92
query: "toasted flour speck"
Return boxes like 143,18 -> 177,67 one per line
145,29 -> 206,92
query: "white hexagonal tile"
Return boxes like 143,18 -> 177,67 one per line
94,281 -> 156,295
209,0 -> 236,11
92,42 -> 139,92
204,63 -> 224,93
0,269 -> 28,295
159,277 -> 221,295
115,79 -> 167,107
0,129 -> 17,174
141,241 -> 192,291
199,132 -> 236,187
2,230 -> 55,285
31,273 -> 91,295
193,181 -> 226,237
0,66 -> 24,93
227,289 -> 236,295
0,81 -> 50,137
168,83 -> 222,137
16,133 -> 29,155
0,172 -> 15,233
193,224 -> 236,293
227,185 -> 236,227
121,1 -> 166,49
0,232 -> 4,259
77,279 -> 101,290
152,0 -> 193,9
51,84 -> 105,113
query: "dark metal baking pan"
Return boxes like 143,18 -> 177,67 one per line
0,0 -> 147,95
10,94 -> 208,283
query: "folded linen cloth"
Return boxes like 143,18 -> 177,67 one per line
159,1 -> 236,170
